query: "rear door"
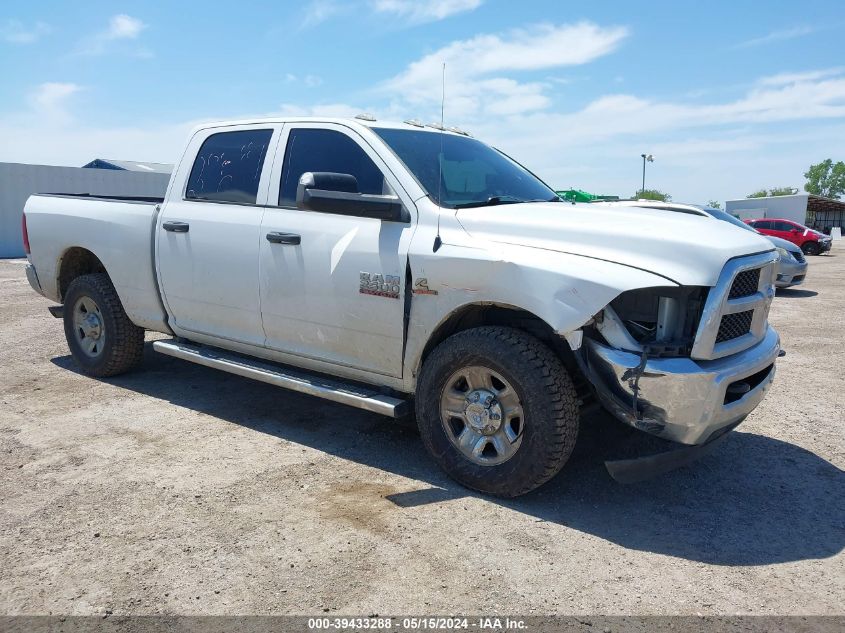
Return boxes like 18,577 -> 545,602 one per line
157,125 -> 279,346
258,124 -> 415,377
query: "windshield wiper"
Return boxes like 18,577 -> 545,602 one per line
453,195 -> 527,209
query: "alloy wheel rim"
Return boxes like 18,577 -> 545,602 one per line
72,296 -> 106,358
439,365 -> 525,466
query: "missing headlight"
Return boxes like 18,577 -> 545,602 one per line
608,286 -> 709,356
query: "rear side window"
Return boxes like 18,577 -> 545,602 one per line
186,129 -> 273,204
279,128 -> 385,207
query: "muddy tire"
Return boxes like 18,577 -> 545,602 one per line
415,326 -> 579,498
63,273 -> 145,377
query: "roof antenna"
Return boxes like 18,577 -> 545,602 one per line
433,62 -> 445,253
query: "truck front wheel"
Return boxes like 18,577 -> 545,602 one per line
62,273 -> 145,377
416,326 -> 579,497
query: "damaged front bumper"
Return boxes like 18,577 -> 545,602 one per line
581,325 -> 780,445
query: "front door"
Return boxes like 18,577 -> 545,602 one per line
157,125 -> 277,346
773,220 -> 801,246
259,124 -> 415,377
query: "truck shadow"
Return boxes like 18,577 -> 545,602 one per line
52,345 -> 845,567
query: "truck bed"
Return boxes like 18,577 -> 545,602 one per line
24,193 -> 169,331
40,192 -> 165,204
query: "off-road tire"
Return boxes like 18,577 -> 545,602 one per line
63,273 -> 145,377
416,326 -> 579,497
802,241 -> 820,256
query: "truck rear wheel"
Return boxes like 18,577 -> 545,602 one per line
63,273 -> 145,377
416,326 -> 579,497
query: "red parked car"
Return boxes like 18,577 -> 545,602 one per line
744,218 -> 833,256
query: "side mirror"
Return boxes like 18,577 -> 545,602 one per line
792,228 -> 801,233
296,172 -> 409,222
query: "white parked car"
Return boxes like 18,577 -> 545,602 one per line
22,117 -> 781,495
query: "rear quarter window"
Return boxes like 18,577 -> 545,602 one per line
186,129 -> 273,204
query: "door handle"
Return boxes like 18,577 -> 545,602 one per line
266,232 -> 301,245
163,221 -> 190,233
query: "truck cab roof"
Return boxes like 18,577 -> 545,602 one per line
190,116 -> 471,137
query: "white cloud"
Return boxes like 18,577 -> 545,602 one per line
28,82 -> 82,119
384,22 -> 629,119
301,0 -> 346,27
277,103 -> 366,118
75,14 -> 148,55
461,68 -> 845,203
284,74 -> 324,87
0,118 -> 193,167
1,19 -> 52,44
372,0 -> 482,24
105,14 -> 146,40
734,25 -> 815,49
480,68 -> 845,153
758,67 -> 844,86
4,14 -> 844,209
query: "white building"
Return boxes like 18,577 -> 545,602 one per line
725,193 -> 845,234
1,161 -> 171,258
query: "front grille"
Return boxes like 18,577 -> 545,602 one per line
716,310 -> 753,343
691,253 -> 775,360
793,251 -> 806,263
728,268 -> 760,299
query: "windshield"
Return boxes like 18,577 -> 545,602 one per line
699,207 -> 759,234
372,127 -> 558,208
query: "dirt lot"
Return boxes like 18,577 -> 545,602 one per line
1,248 -> 843,616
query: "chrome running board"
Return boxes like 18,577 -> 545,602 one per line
152,339 -> 408,418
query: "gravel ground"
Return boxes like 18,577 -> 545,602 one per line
1,248 -> 843,616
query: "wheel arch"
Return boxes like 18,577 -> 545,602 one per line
414,302 -> 582,383
56,247 -> 108,302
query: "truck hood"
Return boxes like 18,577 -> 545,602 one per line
455,202 -> 775,287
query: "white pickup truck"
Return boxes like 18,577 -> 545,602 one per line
22,116 -> 781,496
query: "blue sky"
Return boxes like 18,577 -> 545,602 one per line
1,0 -> 844,203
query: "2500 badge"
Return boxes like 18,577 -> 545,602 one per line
360,271 -> 401,299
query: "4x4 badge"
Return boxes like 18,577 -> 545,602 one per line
413,278 -> 438,295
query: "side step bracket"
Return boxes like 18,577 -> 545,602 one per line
152,339 -> 409,418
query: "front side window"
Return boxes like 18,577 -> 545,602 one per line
775,221 -> 795,232
186,129 -> 273,204
372,127 -> 557,208
279,128 -> 385,207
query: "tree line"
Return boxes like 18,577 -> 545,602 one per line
742,159 -> 845,200
632,159 -> 845,204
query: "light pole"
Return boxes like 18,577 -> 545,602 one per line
640,153 -> 654,195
